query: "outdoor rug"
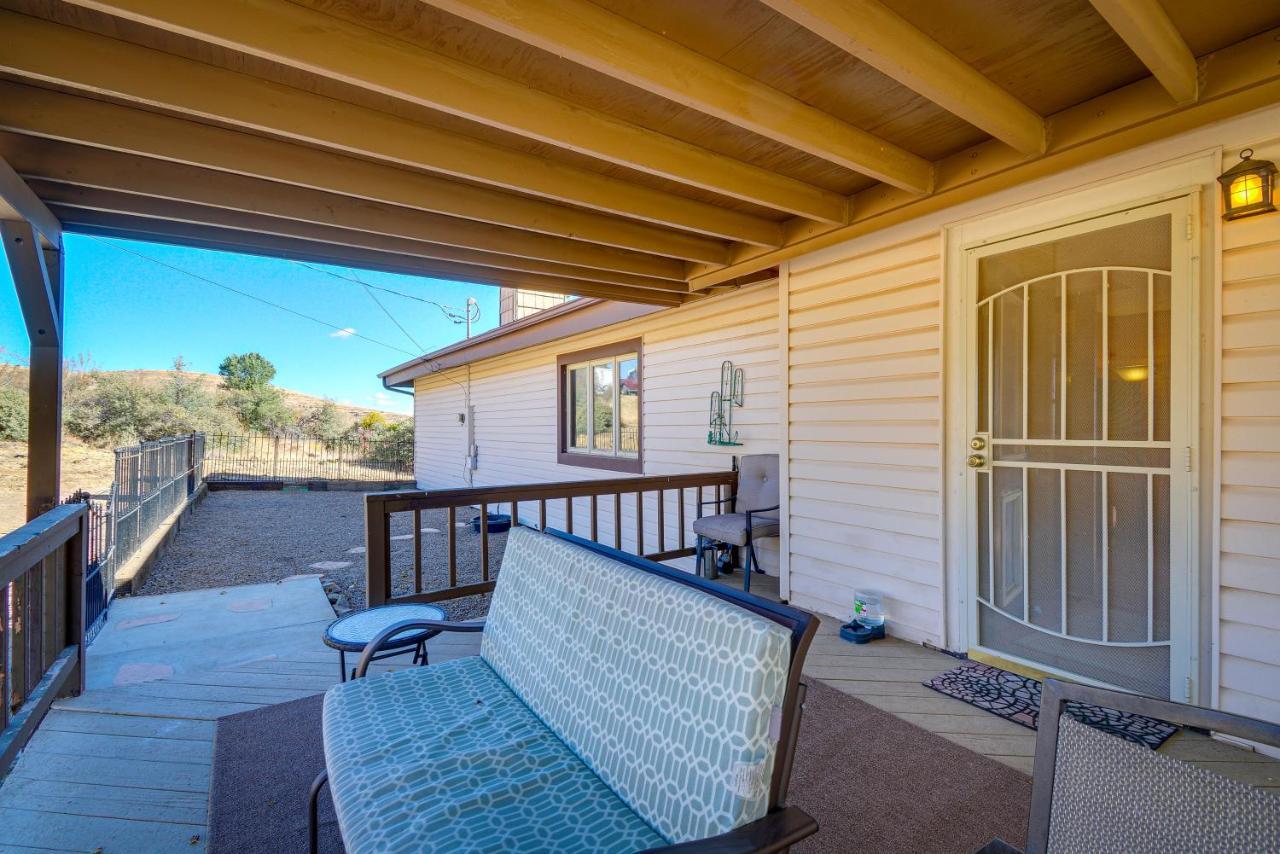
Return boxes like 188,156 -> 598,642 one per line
925,660 -> 1178,750
210,678 -> 1031,853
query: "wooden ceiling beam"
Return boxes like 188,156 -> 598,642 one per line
0,81 -> 728,266
0,10 -> 781,247
0,134 -> 686,285
54,207 -> 685,307
760,0 -> 1045,155
422,0 -> 934,193
35,183 -> 688,294
688,25 -> 1280,289
1088,0 -> 1199,105
59,0 -> 846,225
0,154 -> 60,248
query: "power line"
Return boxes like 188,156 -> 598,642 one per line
347,268 -> 425,352
83,235 -> 417,356
295,261 -> 481,328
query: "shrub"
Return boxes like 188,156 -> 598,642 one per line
0,388 -> 28,441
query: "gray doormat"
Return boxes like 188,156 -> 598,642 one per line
925,661 -> 1178,749
210,679 -> 1032,853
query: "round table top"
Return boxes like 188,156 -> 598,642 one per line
323,602 -> 448,652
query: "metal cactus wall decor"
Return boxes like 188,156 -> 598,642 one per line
707,360 -> 744,446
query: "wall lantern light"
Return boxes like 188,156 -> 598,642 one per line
1218,148 -> 1276,221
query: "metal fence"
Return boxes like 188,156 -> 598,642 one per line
203,432 -> 414,484
64,433 -> 206,640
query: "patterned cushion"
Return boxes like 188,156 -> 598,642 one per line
481,526 -> 793,843
1047,714 -> 1280,853
323,656 -> 666,854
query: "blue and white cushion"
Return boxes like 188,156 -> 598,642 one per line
322,656 -> 665,854
482,526 -> 793,843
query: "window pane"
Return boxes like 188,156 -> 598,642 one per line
592,361 -> 614,451
618,355 -> 639,455
569,365 -> 589,450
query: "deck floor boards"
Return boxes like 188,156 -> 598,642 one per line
1,572 -> 1276,851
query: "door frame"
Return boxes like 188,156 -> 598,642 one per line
942,153 -> 1214,702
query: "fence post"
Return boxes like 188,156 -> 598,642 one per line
365,494 -> 391,606
63,506 -> 89,698
271,435 -> 280,480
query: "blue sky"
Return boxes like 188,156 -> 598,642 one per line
0,235 -> 499,414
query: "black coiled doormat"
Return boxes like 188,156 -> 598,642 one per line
925,661 -> 1178,750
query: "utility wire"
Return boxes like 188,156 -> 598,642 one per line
347,268 -> 425,353
84,235 -> 417,356
296,261 -> 480,328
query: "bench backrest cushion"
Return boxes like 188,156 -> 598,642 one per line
481,526 -> 793,844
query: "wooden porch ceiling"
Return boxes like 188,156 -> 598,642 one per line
0,0 -> 1277,307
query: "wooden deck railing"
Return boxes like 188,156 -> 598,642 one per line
0,503 -> 89,776
365,470 -> 738,607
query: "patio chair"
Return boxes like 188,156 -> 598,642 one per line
694,454 -> 780,592
979,678 -> 1280,854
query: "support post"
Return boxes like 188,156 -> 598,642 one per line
1,221 -> 63,521
365,495 -> 390,606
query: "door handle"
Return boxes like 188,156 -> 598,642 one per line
967,454 -> 986,468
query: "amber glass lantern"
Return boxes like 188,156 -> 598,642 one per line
1218,149 -> 1276,221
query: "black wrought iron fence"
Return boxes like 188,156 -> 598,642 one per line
62,433 -> 206,639
203,432 -> 414,484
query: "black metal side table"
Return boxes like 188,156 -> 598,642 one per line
322,602 -> 447,682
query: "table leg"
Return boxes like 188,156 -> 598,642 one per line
339,650 -> 347,683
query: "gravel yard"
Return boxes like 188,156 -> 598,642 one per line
137,490 -> 507,619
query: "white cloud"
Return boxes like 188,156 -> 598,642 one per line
329,327 -> 357,338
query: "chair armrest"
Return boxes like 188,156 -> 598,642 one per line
699,494 -> 736,508
745,504 -> 781,527
354,619 -> 485,678
640,807 -> 817,854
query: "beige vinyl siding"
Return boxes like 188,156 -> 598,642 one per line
785,234 -> 945,643
1218,139 -> 1280,724
413,282 -> 779,557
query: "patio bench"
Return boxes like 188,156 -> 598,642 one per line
314,525 -> 819,853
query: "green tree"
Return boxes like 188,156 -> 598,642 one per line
218,352 -> 276,391
229,386 -> 295,434
64,374 -> 154,445
299,399 -> 348,444
0,388 -> 28,441
357,411 -> 388,432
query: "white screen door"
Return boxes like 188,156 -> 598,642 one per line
964,198 -> 1195,700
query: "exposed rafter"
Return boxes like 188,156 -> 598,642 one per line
0,81 -> 730,265
54,208 -> 686,306
759,0 -> 1045,155
0,10 -> 783,247
0,135 -> 687,285
1089,0 -> 1199,105
35,181 -> 689,295
59,0 -> 848,225
0,154 -> 60,248
421,0 -> 934,193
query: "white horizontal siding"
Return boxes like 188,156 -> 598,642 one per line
1218,145 -> 1280,724
784,234 -> 944,643
413,283 -> 779,561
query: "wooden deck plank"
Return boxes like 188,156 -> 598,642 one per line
160,669 -> 338,692
37,709 -> 215,741
933,731 -> 1039,757
70,679 -> 319,706
0,807 -> 204,852
0,777 -> 209,825
856,693 -> 996,717
892,711 -> 1032,736
6,751 -> 211,793
54,691 -> 263,720
21,729 -> 213,765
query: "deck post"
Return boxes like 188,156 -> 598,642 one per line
365,494 -> 391,606
1,220 -> 63,521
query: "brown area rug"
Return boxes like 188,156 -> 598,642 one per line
209,680 -> 1030,854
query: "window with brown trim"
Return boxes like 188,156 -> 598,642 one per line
556,339 -> 642,473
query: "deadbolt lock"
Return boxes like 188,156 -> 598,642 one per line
970,436 -> 986,451
967,454 -> 986,468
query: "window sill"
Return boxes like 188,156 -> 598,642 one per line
557,451 -> 643,474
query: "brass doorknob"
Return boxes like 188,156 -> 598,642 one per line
970,437 -> 986,450
967,454 -> 985,468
